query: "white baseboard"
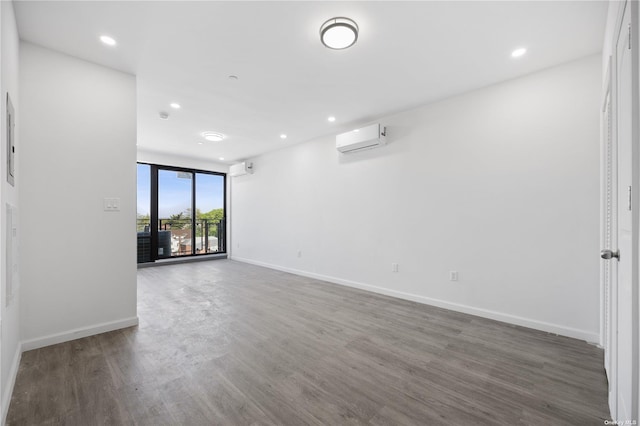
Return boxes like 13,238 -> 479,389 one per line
21,317 -> 139,352
2,344 -> 21,426
231,256 -> 599,343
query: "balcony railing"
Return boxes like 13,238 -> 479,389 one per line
137,218 -> 225,263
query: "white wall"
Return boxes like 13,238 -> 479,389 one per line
19,42 -> 138,349
0,1 -> 20,421
137,148 -> 228,174
232,54 -> 602,342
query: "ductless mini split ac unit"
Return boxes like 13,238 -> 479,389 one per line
336,123 -> 387,153
229,161 -> 253,177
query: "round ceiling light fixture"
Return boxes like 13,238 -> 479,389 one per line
202,132 -> 224,142
320,17 -> 358,50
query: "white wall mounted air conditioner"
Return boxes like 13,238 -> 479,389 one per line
229,161 -> 253,177
336,123 -> 387,153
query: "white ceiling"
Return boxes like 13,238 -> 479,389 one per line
14,1 -> 608,163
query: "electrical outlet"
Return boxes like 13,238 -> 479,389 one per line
449,271 -> 458,281
297,251 -> 302,258
392,263 -> 399,272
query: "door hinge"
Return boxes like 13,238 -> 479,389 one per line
628,185 -> 632,211
629,24 -> 632,50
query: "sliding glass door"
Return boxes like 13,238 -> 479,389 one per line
195,173 -> 225,254
158,169 -> 193,258
137,163 -> 226,263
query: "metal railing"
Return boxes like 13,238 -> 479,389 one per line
137,218 -> 225,262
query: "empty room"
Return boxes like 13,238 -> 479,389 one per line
0,0 -> 638,425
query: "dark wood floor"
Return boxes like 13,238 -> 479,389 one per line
7,260 -> 609,425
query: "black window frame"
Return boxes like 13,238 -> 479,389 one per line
137,162 -> 227,262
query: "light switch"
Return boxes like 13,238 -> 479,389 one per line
103,197 -> 120,212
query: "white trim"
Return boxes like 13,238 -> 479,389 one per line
231,256 -> 600,344
1,344 -> 21,426
21,317 -> 139,352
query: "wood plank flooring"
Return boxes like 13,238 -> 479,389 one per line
7,260 -> 610,425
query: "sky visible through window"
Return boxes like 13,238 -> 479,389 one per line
137,164 -> 224,218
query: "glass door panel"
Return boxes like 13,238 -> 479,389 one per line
158,169 -> 193,257
195,173 -> 225,253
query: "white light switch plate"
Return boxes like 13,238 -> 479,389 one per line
103,197 -> 120,212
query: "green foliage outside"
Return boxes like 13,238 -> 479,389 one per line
196,208 -> 224,237
168,211 -> 190,229
136,209 -> 224,236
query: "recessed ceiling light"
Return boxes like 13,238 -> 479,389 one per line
328,116 -> 336,122
159,112 -> 169,120
219,157 -> 225,161
198,142 -> 203,145
280,134 -> 287,139
228,75 -> 239,80
320,17 -> 359,50
100,35 -> 117,47
170,103 -> 181,109
202,132 -> 224,142
511,47 -> 527,58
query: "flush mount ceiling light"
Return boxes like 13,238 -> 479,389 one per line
202,132 -> 224,142
320,17 -> 358,50
511,47 -> 527,58
100,35 -> 117,46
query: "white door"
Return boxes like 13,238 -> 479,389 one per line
601,60 -> 618,416
604,2 -> 635,422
